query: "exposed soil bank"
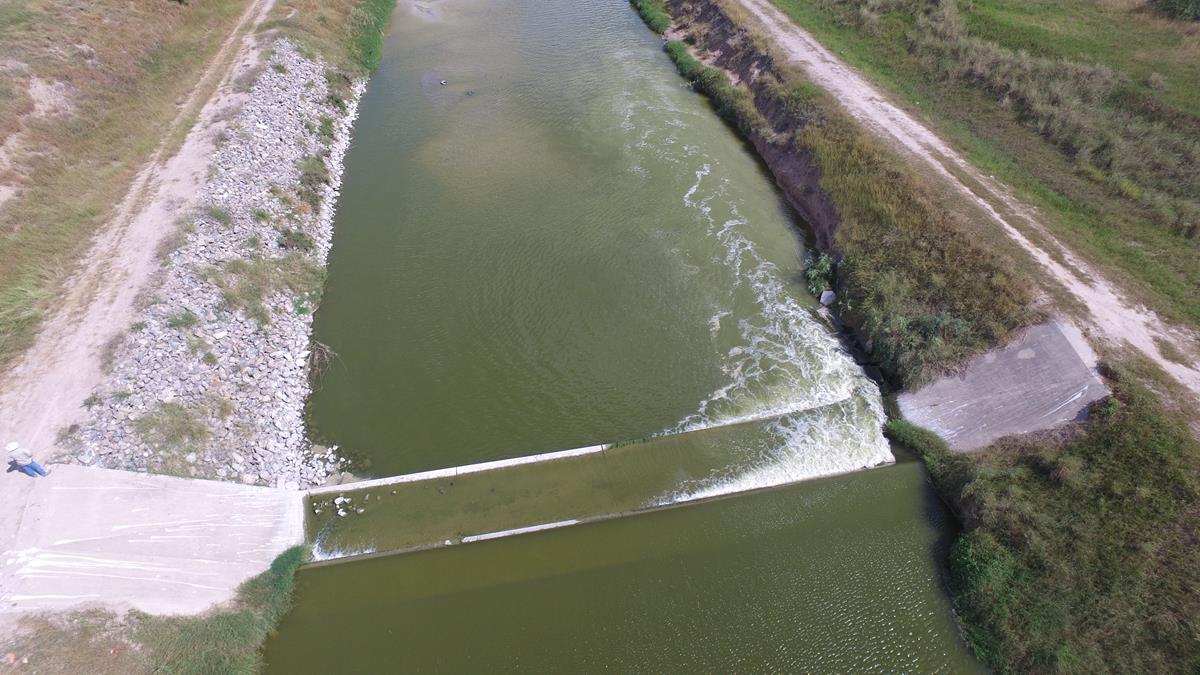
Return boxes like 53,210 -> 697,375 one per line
655,0 -> 1039,390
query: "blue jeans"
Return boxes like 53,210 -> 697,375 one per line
18,461 -> 46,477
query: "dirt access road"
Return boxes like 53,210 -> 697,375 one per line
735,0 -> 1200,399
0,0 -> 275,455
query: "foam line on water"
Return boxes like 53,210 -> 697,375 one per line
462,520 -> 580,543
308,443 -> 610,495
674,165 -> 873,432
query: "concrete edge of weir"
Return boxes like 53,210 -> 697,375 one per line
306,443 -> 611,496
300,451 -> 904,567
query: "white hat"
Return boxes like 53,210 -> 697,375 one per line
6,442 -> 18,452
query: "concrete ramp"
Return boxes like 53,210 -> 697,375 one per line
0,466 -> 303,616
898,321 -> 1108,451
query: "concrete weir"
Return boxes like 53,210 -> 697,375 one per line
304,398 -> 891,563
0,466 -> 304,617
899,321 -> 1108,451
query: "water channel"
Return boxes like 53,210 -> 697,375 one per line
264,0 -> 980,670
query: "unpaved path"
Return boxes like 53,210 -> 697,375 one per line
0,0 -> 275,454
735,0 -> 1200,398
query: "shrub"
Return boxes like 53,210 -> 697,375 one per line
631,0 -> 672,34
804,252 -> 835,296
1150,0 -> 1200,20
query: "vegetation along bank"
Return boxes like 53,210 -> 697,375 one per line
632,0 -> 1200,671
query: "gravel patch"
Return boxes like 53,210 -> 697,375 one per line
63,40 -> 364,488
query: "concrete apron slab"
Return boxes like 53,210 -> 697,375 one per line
898,321 -> 1108,451
0,465 -> 304,617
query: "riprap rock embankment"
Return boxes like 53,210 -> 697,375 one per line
64,39 -> 362,488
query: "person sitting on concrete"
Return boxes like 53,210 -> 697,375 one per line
7,442 -> 48,478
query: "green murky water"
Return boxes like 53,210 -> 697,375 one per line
266,462 -> 978,672
268,0 -> 980,670
305,0 -> 885,477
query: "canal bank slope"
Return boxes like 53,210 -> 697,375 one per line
634,0 -> 1200,670
0,0 -> 395,672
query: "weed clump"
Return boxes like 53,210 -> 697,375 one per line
297,154 -> 330,209
206,204 -> 232,225
1150,0 -> 1200,20
278,227 -> 315,252
207,253 -> 325,325
631,0 -> 672,33
167,310 -> 199,329
135,402 -> 208,451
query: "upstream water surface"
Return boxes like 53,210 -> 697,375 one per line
267,0 -> 979,670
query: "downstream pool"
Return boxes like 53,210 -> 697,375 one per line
268,0 -> 980,670
266,462 -> 978,672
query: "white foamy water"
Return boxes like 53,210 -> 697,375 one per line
617,90 -> 893,501
311,528 -> 376,562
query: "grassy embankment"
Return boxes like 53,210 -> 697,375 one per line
643,0 -> 1035,387
751,1 -> 1200,669
766,0 -> 1200,330
633,0 -> 1200,672
0,0 -> 249,370
0,1 -> 395,673
888,360 -> 1200,672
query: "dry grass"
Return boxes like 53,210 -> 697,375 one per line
0,0 -> 250,370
